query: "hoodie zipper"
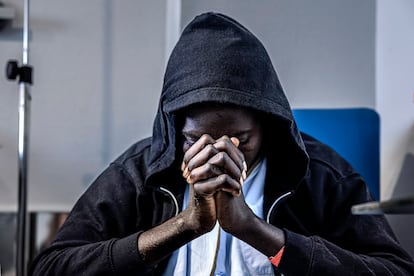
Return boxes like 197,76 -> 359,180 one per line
159,187 -> 179,216
266,190 -> 294,224
159,186 -> 293,275
159,184 -> 295,227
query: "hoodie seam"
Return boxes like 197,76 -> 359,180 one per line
164,87 -> 290,116
307,236 -> 316,276
108,238 -> 117,274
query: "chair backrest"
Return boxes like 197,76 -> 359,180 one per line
292,108 -> 380,200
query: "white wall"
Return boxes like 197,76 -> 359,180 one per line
376,0 -> 414,198
376,0 -> 414,258
0,0 -> 166,211
181,0 -> 376,109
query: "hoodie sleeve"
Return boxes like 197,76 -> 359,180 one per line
277,174 -> 414,275
29,164 -> 151,276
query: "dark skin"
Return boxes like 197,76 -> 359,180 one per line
137,104 -> 285,266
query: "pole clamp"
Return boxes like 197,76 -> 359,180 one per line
6,60 -> 33,85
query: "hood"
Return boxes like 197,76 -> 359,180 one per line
146,12 -> 309,190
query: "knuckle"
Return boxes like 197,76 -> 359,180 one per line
215,138 -> 231,149
220,135 -> 230,140
214,140 -> 225,148
205,163 -> 215,172
217,151 -> 227,163
205,144 -> 217,155
200,134 -> 212,143
217,174 -> 229,183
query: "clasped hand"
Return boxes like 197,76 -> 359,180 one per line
180,134 -> 254,236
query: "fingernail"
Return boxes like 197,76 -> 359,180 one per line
186,175 -> 192,184
231,137 -> 240,147
239,176 -> 244,186
243,161 -> 248,171
181,161 -> 186,171
242,169 -> 247,180
183,167 -> 189,178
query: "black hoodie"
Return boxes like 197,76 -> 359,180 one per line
30,12 -> 414,275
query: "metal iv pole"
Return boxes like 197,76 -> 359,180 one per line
5,0 -> 33,275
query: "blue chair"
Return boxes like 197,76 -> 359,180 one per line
292,108 -> 380,200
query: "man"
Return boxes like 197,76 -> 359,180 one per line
30,12 -> 414,275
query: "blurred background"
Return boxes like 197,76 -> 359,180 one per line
1,1 -> 413,275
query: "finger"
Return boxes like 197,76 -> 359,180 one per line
186,162 -> 223,184
181,134 -> 216,171
229,137 -> 248,180
183,144 -> 220,178
194,174 -> 241,197
214,136 -> 246,179
207,151 -> 245,186
220,187 -> 241,197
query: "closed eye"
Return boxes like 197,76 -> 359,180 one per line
235,133 -> 250,145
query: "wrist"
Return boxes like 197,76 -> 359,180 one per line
181,206 -> 216,236
219,202 -> 257,236
230,212 -> 261,239
137,210 -> 208,264
232,215 -> 285,258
